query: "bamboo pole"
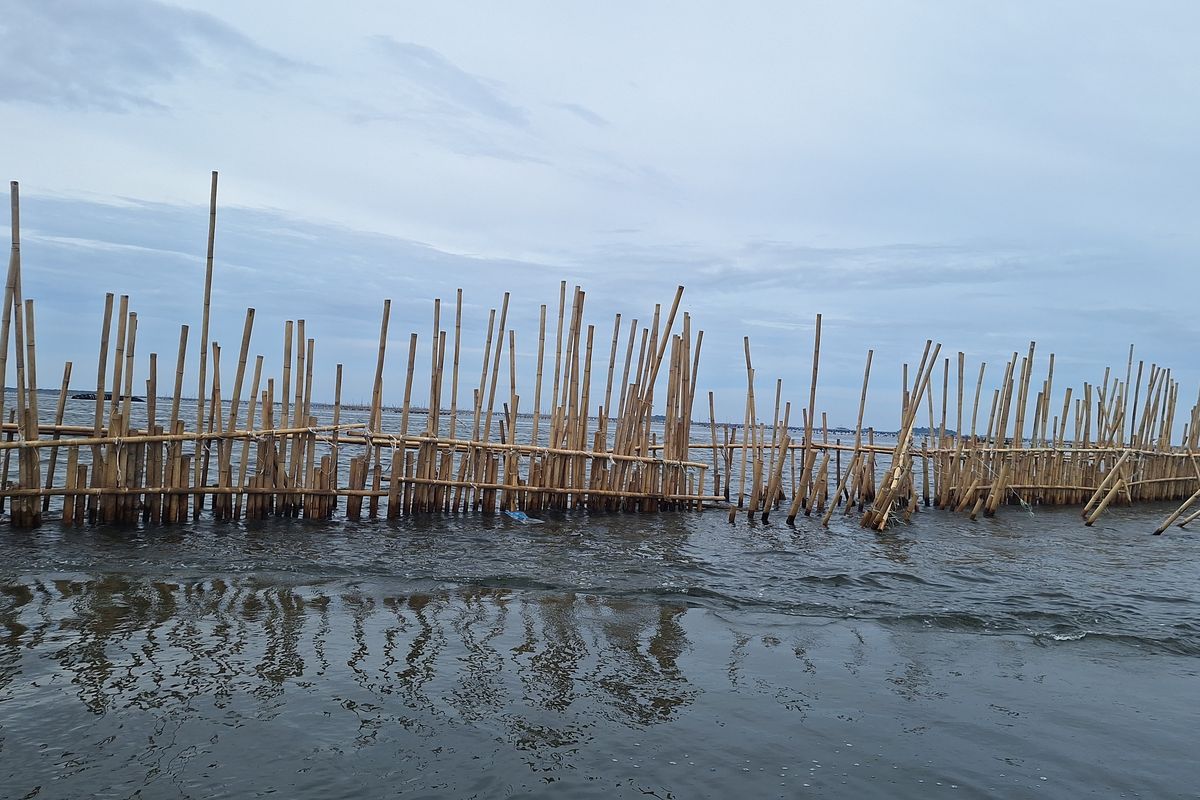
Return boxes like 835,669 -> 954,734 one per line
0,182 -> 20,443
233,354 -> 263,520
195,170 -> 218,503
42,361 -> 73,513
483,292 -> 510,444
823,350 -> 872,527
531,303 -> 547,447
787,315 -> 822,524
447,289 -> 463,440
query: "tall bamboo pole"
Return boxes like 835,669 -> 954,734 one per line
195,170 -> 218,504
0,182 -> 21,443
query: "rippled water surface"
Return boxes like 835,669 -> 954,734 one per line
2,503 -> 1198,798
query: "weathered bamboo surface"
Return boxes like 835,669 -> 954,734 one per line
2,176 -> 1198,533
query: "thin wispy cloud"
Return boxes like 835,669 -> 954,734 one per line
369,36 -> 529,128
551,101 -> 609,128
0,0 -> 301,112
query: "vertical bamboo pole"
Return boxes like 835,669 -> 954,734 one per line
737,338 -> 753,508
9,277 -> 33,525
195,170 -> 218,505
531,304 -> 547,447
708,390 -> 720,500
109,296 -> 129,427
449,288 -> 463,439
473,308 -> 496,442
331,362 -> 343,510
427,299 -> 441,436
143,354 -> 159,523
0,182 -> 20,444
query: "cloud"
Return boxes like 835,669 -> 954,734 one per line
551,101 -> 608,128
0,0 -> 301,112
369,36 -> 528,128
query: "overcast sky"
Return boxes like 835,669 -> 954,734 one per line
2,0 -> 1199,428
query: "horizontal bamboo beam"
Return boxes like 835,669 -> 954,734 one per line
4,482 -> 722,504
343,431 -> 710,470
0,423 -> 365,451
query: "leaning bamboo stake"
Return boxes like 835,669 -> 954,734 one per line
233,354 -> 263,520
787,315 -> 822,524
219,309 -> 255,514
369,299 -> 391,435
0,409 -> 13,512
1085,478 -> 1126,526
1153,482 -> 1200,534
601,313 -> 621,442
617,318 -> 638,421
42,361 -> 73,513
863,340 -> 939,530
1081,449 -> 1131,518
824,350 -> 872,527
483,292 -> 510,444
399,332 -> 418,446
760,432 -> 791,523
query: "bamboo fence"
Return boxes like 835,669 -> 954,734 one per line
2,176 -> 1197,533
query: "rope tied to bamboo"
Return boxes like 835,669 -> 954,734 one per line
113,436 -> 124,485
976,451 -> 1034,512
307,425 -> 341,449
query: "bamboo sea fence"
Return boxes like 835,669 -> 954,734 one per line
2,176 -> 1198,534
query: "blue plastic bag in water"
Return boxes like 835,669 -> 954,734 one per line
502,510 -> 544,525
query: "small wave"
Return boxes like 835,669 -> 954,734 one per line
630,585 -> 749,608
452,575 -> 568,592
860,570 -> 949,588
1124,592 -> 1194,605
1031,629 -> 1200,656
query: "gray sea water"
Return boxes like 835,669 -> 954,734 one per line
1,499 -> 1198,799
